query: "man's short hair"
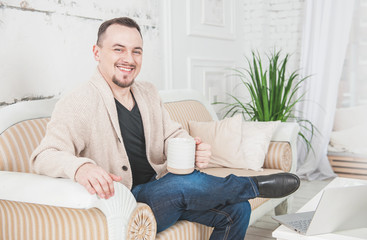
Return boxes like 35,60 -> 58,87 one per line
97,17 -> 142,46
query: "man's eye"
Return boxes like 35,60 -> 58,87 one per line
133,51 -> 142,55
114,49 -> 122,52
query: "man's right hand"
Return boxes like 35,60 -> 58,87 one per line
75,163 -> 122,199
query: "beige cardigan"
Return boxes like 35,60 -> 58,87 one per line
30,69 -> 189,189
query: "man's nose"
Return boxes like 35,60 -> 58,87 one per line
122,51 -> 134,63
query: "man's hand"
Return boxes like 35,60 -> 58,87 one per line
75,163 -> 122,199
194,137 -> 211,169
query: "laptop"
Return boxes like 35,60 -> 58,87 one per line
272,184 -> 367,235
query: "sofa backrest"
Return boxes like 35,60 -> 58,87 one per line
160,89 -> 293,172
0,98 -> 57,173
0,90 -> 294,174
0,118 -> 50,173
163,100 -> 213,132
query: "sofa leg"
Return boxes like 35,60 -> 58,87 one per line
275,199 -> 288,215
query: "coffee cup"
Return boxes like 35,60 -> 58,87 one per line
167,138 -> 196,174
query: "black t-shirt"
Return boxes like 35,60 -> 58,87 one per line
115,97 -> 156,187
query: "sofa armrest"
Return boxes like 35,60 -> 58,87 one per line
0,171 -> 137,240
264,142 -> 292,172
127,202 -> 157,239
268,122 -> 300,173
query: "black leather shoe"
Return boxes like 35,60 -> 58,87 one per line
254,173 -> 300,198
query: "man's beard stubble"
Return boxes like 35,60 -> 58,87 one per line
112,76 -> 135,88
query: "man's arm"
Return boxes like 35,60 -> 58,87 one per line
30,98 -> 118,199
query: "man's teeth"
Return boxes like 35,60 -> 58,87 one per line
118,66 -> 133,72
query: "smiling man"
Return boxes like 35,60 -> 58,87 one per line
94,23 -> 142,90
31,17 -> 300,239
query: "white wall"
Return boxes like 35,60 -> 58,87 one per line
0,0 -> 306,107
225,0 -> 305,104
241,0 -> 305,71
0,0 -> 162,105
165,0 -> 244,116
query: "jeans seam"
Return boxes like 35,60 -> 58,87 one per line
209,208 -> 233,240
248,177 -> 259,196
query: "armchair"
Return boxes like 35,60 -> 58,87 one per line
0,99 -> 156,240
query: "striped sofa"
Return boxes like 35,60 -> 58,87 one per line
0,89 -> 299,240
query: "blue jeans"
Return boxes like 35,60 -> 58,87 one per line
131,170 -> 259,240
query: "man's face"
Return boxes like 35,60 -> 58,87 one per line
93,24 -> 143,88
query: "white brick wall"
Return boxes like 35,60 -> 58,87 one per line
0,0 -> 162,104
241,0 -> 305,72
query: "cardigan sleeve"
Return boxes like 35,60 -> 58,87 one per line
30,95 -> 96,180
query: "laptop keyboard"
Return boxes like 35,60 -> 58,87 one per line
289,219 -> 312,233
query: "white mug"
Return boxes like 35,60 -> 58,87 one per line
167,138 -> 196,174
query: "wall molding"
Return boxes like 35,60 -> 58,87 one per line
186,0 -> 236,40
188,58 -> 235,104
161,0 -> 173,89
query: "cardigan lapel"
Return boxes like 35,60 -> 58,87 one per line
89,69 -> 123,141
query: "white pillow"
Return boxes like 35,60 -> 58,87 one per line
188,115 -> 280,171
330,124 -> 367,155
188,115 -> 243,168
241,121 -> 280,171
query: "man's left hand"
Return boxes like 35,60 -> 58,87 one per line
194,137 -> 211,169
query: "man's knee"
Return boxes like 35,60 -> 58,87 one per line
163,172 -> 206,195
137,173 -> 200,206
233,201 -> 251,225
212,201 -> 251,228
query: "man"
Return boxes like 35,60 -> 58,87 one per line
31,17 -> 300,239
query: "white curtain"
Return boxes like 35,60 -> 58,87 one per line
296,0 -> 356,180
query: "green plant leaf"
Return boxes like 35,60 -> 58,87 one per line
213,49 -> 316,154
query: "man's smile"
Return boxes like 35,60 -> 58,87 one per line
116,64 -> 134,73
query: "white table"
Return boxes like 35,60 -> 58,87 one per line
272,177 -> 367,240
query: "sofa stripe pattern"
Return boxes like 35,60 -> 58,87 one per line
164,100 -> 213,132
0,200 -> 108,240
0,118 -> 49,173
156,220 -> 213,240
265,141 -> 292,172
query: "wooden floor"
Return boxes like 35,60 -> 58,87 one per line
245,178 -> 334,240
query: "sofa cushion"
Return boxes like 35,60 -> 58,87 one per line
241,120 -> 280,171
189,117 -> 280,171
188,115 -> 243,169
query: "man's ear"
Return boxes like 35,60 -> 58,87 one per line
93,45 -> 100,61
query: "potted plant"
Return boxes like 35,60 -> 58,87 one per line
215,50 -> 316,152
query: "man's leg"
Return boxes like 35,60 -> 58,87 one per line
180,201 -> 251,240
131,170 -> 258,232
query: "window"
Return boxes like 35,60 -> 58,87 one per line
337,0 -> 367,107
